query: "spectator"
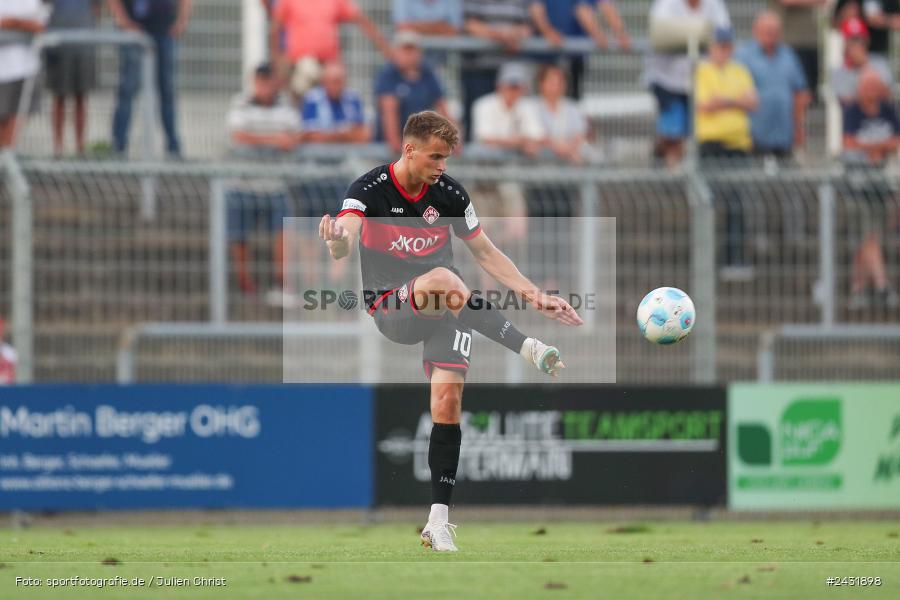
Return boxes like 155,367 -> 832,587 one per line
298,61 -> 369,286
644,0 -> 731,168
833,0 -> 862,28
736,10 -> 811,160
695,27 -> 758,271
0,0 -> 46,149
831,17 -> 892,105
529,63 -> 591,164
109,0 -> 192,158
226,63 -> 300,297
842,69 -> 899,164
393,0 -> 462,35
860,0 -> 900,59
473,61 -> 541,154
530,0 -> 631,98
767,1 -> 826,101
45,0 -> 101,157
0,317 -> 16,385
301,62 -> 370,143
696,28 -> 758,157
841,69 -> 900,308
375,31 -> 451,153
272,0 -> 390,98
462,0 -> 532,141
470,61 -> 536,286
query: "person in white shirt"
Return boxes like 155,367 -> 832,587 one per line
226,63 -> 301,299
0,0 -> 46,148
530,63 -> 590,165
469,62 -> 536,274
473,62 -> 542,156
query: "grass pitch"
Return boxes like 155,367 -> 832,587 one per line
2,521 -> 899,599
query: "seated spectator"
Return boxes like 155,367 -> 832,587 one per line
842,69 -> 900,308
0,317 -> 16,385
470,62 -> 535,287
375,31 -> 451,153
393,0 -> 462,35
272,0 -> 390,98
300,62 -> 370,143
528,63 -> 590,164
462,0 -> 532,141
0,0 -> 46,148
45,0 -> 100,157
736,10 -> 810,160
842,69 -> 899,164
695,27 -> 758,272
530,0 -> 631,98
472,62 -> 541,155
226,63 -> 300,298
695,28 -> 758,158
831,17 -> 892,106
644,0 -> 731,168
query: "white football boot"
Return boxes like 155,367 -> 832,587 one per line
421,521 -> 459,552
521,338 -> 565,376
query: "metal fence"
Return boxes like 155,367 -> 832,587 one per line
3,151 -> 899,384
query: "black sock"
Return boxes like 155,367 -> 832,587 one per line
429,423 -> 461,506
455,294 -> 527,353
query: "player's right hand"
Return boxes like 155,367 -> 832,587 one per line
319,214 -> 348,243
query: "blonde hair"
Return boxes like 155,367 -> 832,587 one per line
402,111 -> 459,149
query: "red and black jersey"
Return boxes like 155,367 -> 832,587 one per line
336,163 -> 482,311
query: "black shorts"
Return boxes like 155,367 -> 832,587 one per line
369,277 -> 473,380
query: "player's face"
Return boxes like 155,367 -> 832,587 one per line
408,136 -> 452,185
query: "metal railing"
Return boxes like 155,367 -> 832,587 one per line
4,150 -> 899,384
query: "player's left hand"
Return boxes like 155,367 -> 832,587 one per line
528,293 -> 584,326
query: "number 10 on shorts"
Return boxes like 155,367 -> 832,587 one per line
453,330 -> 472,357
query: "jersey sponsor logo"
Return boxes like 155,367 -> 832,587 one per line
360,220 -> 450,257
342,198 -> 367,213
389,234 -> 441,255
464,204 -> 479,230
390,207 -> 404,214
423,206 -> 440,225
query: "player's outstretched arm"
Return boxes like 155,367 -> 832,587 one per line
464,231 -> 584,326
319,213 -> 362,260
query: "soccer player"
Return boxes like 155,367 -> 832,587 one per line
319,111 -> 583,552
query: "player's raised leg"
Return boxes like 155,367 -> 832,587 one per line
411,267 -> 566,376
420,367 -> 463,552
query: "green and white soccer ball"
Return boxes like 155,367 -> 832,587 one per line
636,287 -> 695,345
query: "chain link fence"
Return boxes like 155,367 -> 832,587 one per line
4,152 -> 898,384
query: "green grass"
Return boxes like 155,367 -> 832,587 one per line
1,521 -> 899,599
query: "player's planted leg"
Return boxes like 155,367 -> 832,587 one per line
421,368 -> 463,552
413,268 -> 565,376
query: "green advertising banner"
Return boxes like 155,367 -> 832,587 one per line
729,383 -> 900,510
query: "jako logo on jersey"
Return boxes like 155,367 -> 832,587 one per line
389,234 -> 441,255
390,207 -> 404,214
422,206 -> 440,224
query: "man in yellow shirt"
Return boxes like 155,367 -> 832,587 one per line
695,27 -> 758,157
695,27 -> 759,277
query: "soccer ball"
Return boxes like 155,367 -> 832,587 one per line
636,287 -> 695,345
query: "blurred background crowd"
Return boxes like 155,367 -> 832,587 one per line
2,0 -> 898,168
